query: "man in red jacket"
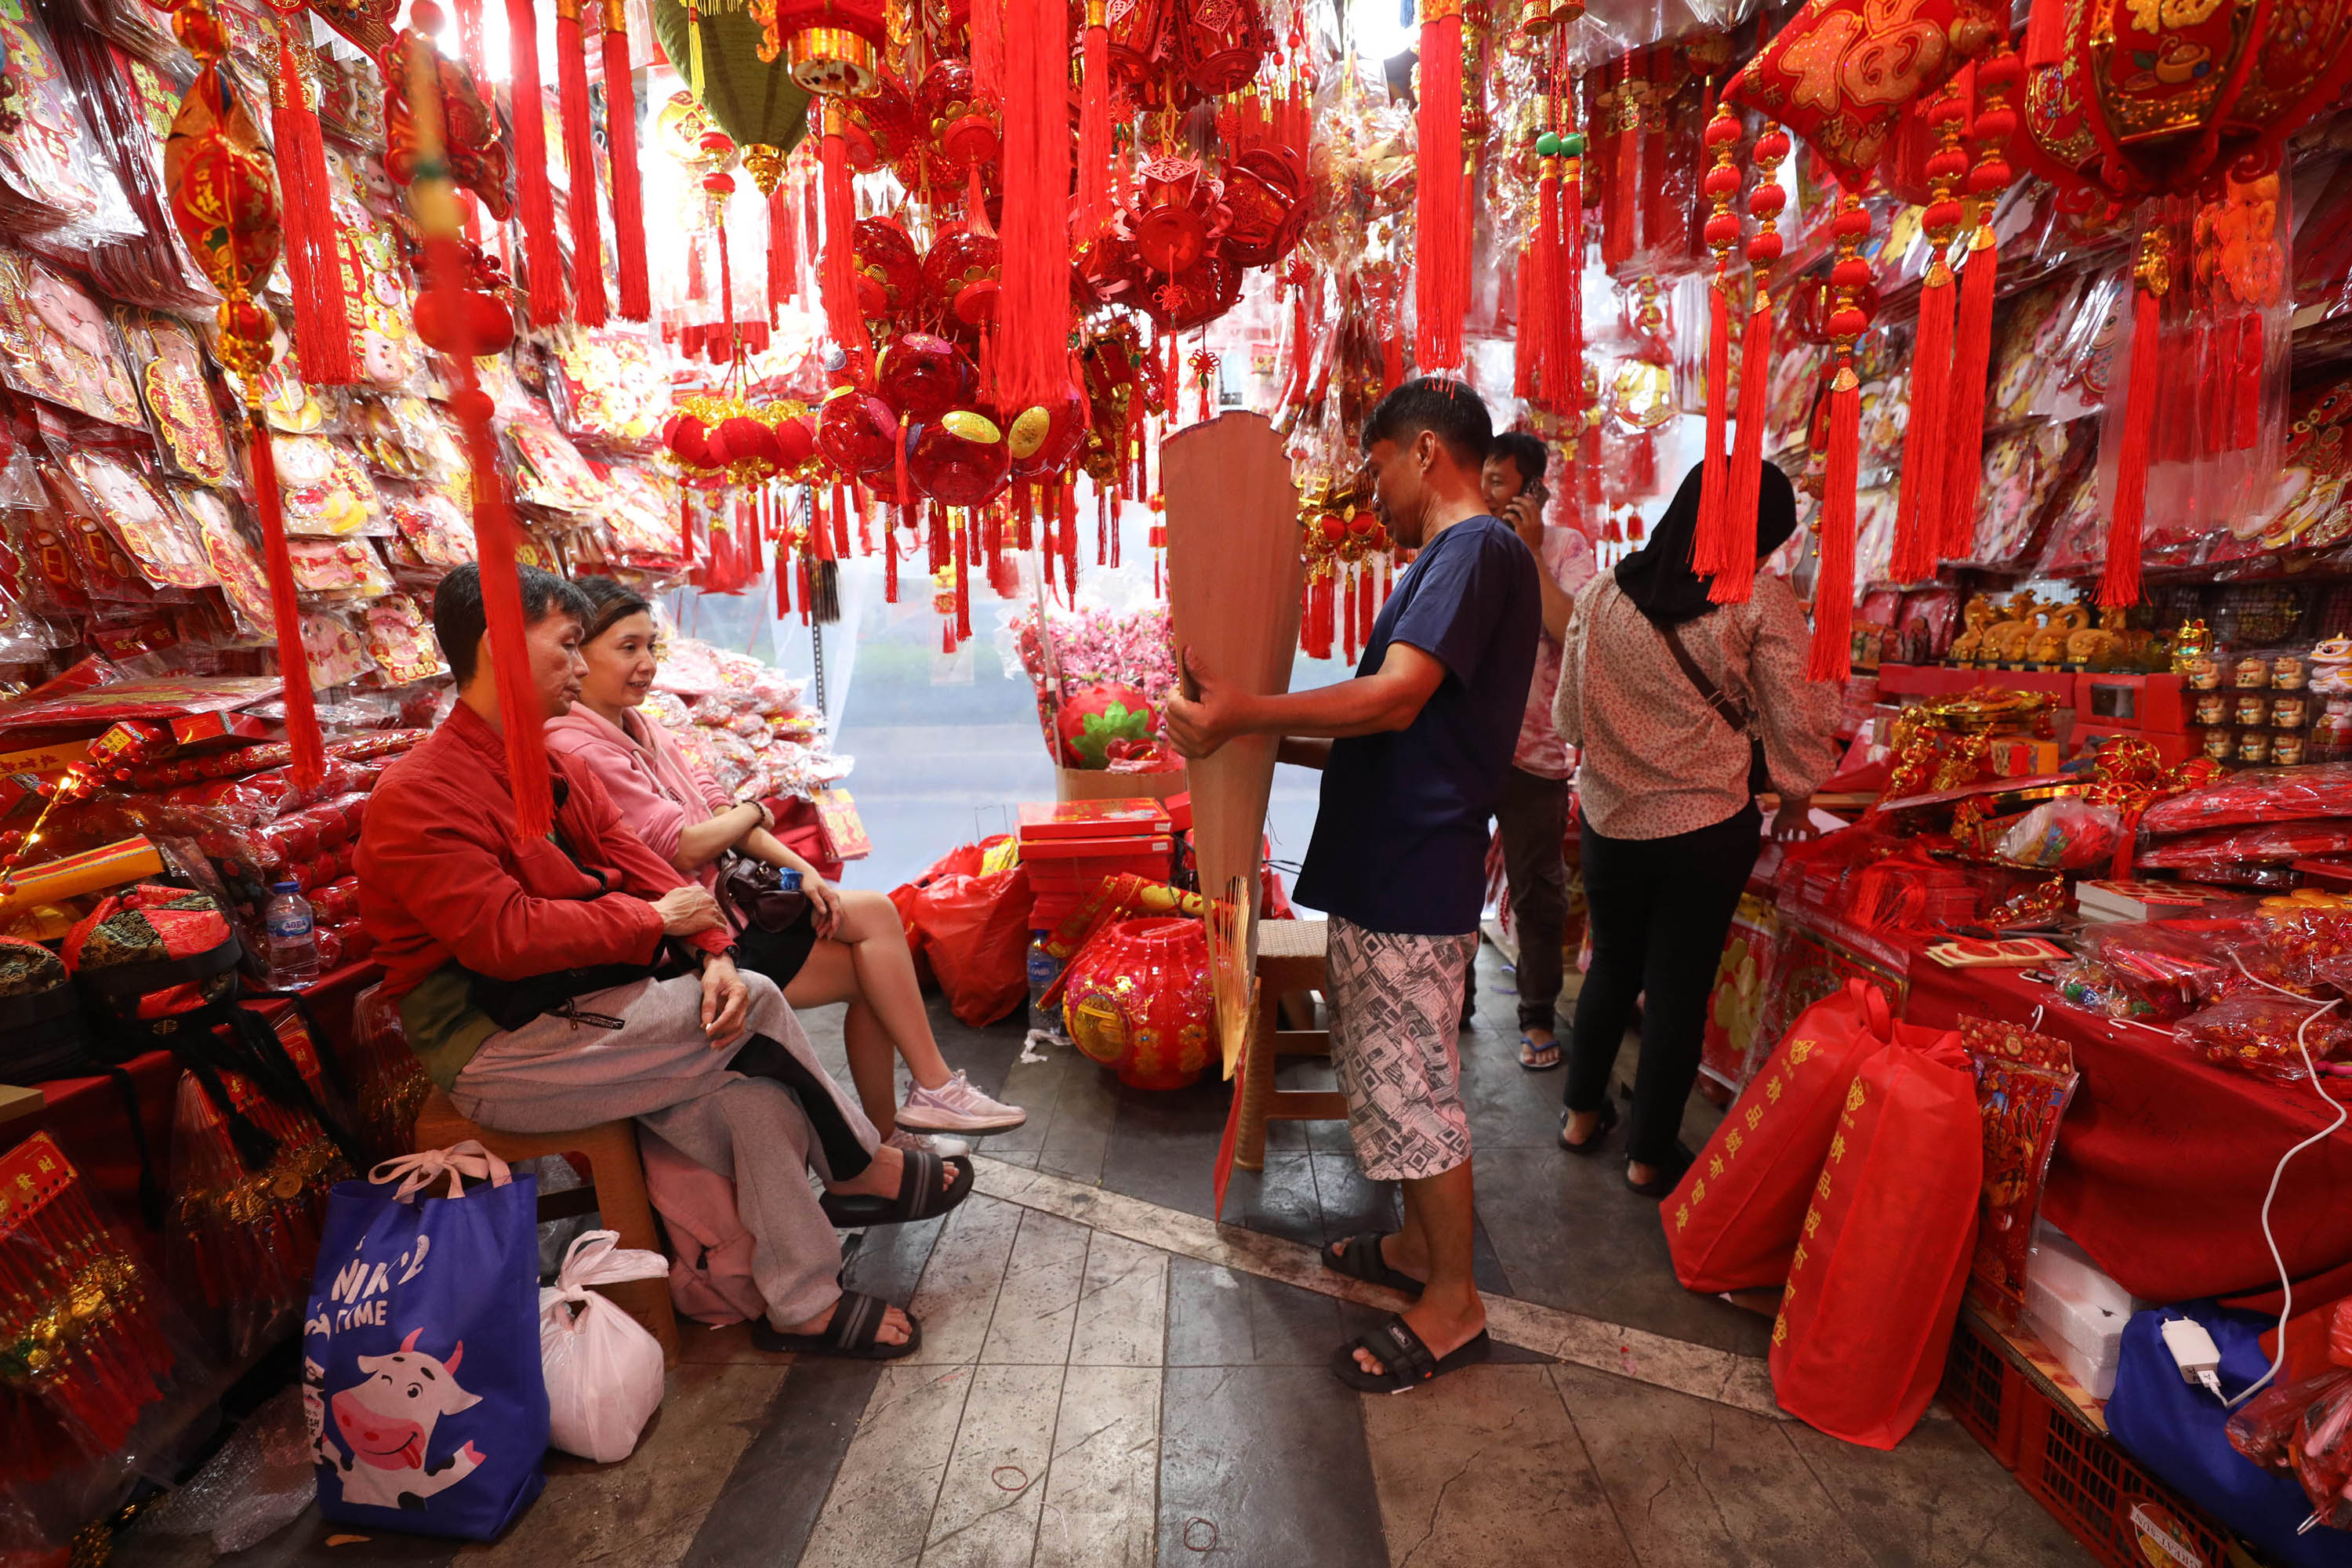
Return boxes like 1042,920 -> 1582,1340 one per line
358,565 -> 965,1359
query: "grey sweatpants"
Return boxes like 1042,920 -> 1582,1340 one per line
449,970 -> 875,1327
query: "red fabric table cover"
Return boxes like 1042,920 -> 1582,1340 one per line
1904,956 -> 2352,1308
15,961 -> 380,1253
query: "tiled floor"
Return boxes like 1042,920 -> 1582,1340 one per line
116,945 -> 2089,1568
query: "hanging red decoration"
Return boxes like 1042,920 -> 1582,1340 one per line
1888,85 -> 1966,584
504,0 -> 568,326
1940,45 -> 2016,557
1691,103 -> 1742,576
2102,222 -> 2168,609
555,0 -> 608,325
604,0 -> 651,318
1810,192 -> 1874,684
1076,0 -> 1114,239
270,38 -> 359,387
996,0 -> 1072,412
1413,0 -> 1466,370
1710,122 -> 1788,606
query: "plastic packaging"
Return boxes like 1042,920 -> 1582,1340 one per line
2140,822 -> 2352,873
2143,763 -> 2352,837
537,1231 -> 670,1464
1027,932 -> 1068,1037
263,881 -> 318,989
2176,993 -> 2352,1080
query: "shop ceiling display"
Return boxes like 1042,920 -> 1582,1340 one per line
641,0 -> 1312,651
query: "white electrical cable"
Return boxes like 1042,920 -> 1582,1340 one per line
2202,955 -> 2352,1409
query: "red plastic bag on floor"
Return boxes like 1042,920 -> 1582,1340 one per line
1665,979 -> 1909,1294
896,837 -> 1035,1026
1768,1029 -> 1982,1450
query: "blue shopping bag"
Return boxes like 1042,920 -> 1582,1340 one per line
303,1143 -> 550,1540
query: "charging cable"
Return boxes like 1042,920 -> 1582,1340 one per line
2197,956 -> 2352,1409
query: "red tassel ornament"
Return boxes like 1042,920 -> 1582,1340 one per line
2103,225 -> 2169,609
505,0 -> 568,326
1809,193 -> 1875,684
1559,143 -> 1584,416
1414,0 -> 1467,371
764,157 -> 798,319
996,0 -> 1072,411
555,0 -> 607,325
1076,0 -> 1113,239
1890,87 -> 1968,583
270,39 -> 358,387
241,416 -> 327,789
603,0 -> 649,318
1941,48 -> 2018,557
1711,122 -> 1788,606
818,104 -> 869,356
1692,103 -> 1743,575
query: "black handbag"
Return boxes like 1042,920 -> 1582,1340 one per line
1659,620 -> 1773,798
717,857 -> 811,934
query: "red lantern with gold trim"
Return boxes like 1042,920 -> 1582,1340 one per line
910,407 -> 1011,506
923,222 -> 1004,330
855,216 -> 924,319
817,387 -> 901,476
877,332 -> 977,420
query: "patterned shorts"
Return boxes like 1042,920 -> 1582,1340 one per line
1325,916 -> 1479,1181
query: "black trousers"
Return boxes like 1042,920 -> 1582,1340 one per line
1563,803 -> 1761,1169
1496,768 -> 1571,1033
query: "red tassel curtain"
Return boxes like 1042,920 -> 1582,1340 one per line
604,0 -> 650,318
1711,122 -> 1788,607
505,0 -> 568,325
996,0 -> 1072,412
1413,0 -> 1466,371
270,38 -> 358,387
1692,103 -> 1743,575
1940,47 -> 2018,557
1889,86 -> 1969,583
1809,194 -> 1875,682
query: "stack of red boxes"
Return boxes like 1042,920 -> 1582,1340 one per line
1019,798 -> 1176,929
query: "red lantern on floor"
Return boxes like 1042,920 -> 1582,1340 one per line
1062,917 -> 1218,1091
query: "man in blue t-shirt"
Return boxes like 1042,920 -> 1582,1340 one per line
1166,378 -> 1539,1393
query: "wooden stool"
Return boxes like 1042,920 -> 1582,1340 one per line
1233,918 -> 1349,1171
412,1089 -> 680,1367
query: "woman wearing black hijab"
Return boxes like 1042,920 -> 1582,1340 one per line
1550,459 -> 1840,1197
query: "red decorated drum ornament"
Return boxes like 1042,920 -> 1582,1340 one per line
909,408 -> 1011,505
1061,917 -> 1218,1091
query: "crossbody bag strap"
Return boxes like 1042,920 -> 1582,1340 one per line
1657,619 -> 1752,735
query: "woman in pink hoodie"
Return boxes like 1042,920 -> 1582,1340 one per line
546,578 -> 1025,1150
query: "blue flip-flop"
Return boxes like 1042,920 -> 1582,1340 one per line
1519,1034 -> 1563,1071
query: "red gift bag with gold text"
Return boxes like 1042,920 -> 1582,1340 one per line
1769,1029 -> 1981,1450
1666,978 -> 1908,1294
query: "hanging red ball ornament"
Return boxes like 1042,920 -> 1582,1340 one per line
1007,392 -> 1087,479
922,223 -> 1003,329
816,387 -> 901,476
854,217 -> 924,320
876,332 -> 977,421
910,408 -> 1011,506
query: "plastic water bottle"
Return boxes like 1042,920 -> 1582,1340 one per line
264,880 -> 319,989
1027,933 -> 1066,1037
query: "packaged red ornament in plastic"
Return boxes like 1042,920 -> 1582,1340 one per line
2143,763 -> 2352,837
2176,993 -> 2352,1080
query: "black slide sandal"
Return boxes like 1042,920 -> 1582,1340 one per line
751,1291 -> 922,1361
1320,1231 -> 1426,1296
820,1148 -> 974,1228
1331,1316 -> 1492,1393
1559,1098 -> 1618,1156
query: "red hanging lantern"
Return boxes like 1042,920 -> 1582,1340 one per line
910,408 -> 1012,506
877,332 -> 978,420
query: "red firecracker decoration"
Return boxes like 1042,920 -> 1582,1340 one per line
555,0 -> 608,325
1414,0 -> 1466,370
1710,122 -> 1788,606
1940,45 -> 2016,556
1889,82 -> 1968,583
1811,191 -> 1874,683
604,0 -> 651,318
270,38 -> 358,386
1692,102 -> 1743,575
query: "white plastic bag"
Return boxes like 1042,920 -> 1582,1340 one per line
538,1230 -> 670,1463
